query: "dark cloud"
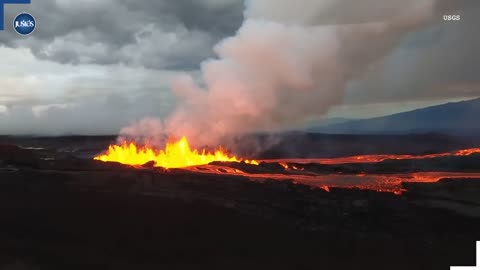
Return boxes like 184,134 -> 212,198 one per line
0,0 -> 244,70
120,0 -> 244,36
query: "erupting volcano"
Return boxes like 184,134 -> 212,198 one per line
94,137 -> 480,194
94,136 -> 258,169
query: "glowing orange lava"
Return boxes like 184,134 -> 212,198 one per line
454,148 -> 480,156
94,136 -> 258,169
264,147 -> 480,165
280,163 -> 289,169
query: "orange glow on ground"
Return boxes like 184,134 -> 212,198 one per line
263,148 -> 480,165
94,142 -> 480,194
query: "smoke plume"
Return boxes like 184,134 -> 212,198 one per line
121,0 -> 445,147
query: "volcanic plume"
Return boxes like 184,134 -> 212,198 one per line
117,0 -> 448,149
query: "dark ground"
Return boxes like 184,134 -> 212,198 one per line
0,134 -> 479,270
2,132 -> 480,158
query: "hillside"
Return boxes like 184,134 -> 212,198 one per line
313,98 -> 480,135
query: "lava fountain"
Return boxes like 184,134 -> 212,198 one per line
94,136 -> 258,169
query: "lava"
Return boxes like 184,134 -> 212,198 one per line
279,163 -> 289,169
263,147 -> 480,165
94,136 -> 258,169
454,148 -> 480,156
187,163 -> 480,194
94,141 -> 480,194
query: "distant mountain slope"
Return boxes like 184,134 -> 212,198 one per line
305,117 -> 353,128
313,98 -> 480,135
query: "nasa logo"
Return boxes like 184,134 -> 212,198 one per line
13,12 -> 35,35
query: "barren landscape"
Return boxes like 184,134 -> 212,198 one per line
1,134 -> 479,269
1,0 -> 479,269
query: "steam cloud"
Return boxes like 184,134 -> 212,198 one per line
121,0 -> 444,147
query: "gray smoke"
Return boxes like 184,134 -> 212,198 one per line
121,0 -> 445,147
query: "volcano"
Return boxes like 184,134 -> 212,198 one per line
314,98 -> 480,135
1,134 -> 479,270
92,136 -> 480,194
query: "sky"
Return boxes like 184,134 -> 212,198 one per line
0,0 -> 479,135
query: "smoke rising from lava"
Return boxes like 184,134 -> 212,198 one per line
120,0 -> 445,147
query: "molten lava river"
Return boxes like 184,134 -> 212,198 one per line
94,137 -> 480,194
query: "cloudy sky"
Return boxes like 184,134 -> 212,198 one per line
0,0 -> 478,135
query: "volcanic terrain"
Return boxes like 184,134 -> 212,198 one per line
0,133 -> 479,270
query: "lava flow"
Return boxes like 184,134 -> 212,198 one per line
94,136 -> 258,169
265,147 -> 480,165
94,141 -> 480,194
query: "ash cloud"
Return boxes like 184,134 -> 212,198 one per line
120,0 -> 455,146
